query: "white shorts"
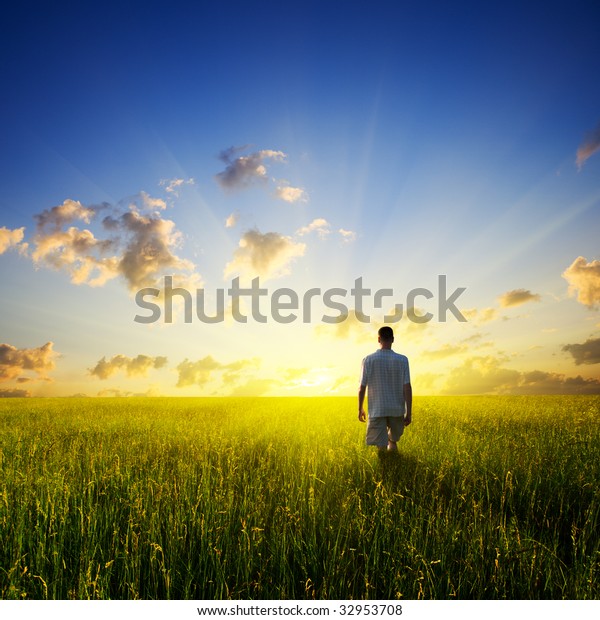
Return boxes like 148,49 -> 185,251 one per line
366,416 -> 405,447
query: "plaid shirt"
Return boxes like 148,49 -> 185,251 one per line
359,349 -> 411,418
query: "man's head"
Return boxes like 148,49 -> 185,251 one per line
378,326 -> 394,348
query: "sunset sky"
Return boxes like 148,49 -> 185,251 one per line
1,1 -> 599,397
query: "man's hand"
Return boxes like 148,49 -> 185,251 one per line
358,384 -> 367,422
404,413 -> 412,427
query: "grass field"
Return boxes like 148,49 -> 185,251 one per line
0,395 -> 598,600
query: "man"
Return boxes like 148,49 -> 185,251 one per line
358,326 -> 412,452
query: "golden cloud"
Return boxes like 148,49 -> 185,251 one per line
224,228 -> 305,282
89,354 -> 168,380
0,226 -> 25,254
562,256 -> 600,308
176,356 -> 261,388
315,309 -> 373,343
422,344 -> 468,360
229,378 -> 278,397
461,307 -> 498,323
498,288 -> 541,308
28,196 -> 198,291
443,355 -> 600,395
0,342 -> 57,383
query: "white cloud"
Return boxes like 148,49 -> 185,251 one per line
275,184 -> 307,203
296,218 -> 330,239
339,228 -> 357,243
225,212 -> 239,228
138,191 -> 167,211
160,177 -> 195,195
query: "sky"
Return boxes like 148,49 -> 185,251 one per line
1,0 -> 599,398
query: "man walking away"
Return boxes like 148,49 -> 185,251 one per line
358,326 -> 412,452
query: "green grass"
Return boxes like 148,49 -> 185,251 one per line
0,395 -> 598,599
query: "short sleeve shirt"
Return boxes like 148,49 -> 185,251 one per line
359,349 -> 410,418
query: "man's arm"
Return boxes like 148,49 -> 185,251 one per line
404,382 -> 412,426
358,384 -> 366,422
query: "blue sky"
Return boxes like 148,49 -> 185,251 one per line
1,0 -> 599,397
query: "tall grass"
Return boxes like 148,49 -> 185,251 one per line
0,395 -> 598,599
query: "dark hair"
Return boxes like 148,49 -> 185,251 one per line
378,326 -> 394,341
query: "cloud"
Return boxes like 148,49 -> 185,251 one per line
339,228 -> 357,243
224,228 -> 305,282
176,356 -> 218,388
315,310 -> 373,343
97,388 -> 133,397
176,355 -> 261,388
29,195 -> 198,291
215,147 -> 286,190
498,288 -> 541,308
562,256 -> 600,308
325,375 -> 353,394
31,225 -> 119,287
0,388 -> 31,397
462,307 -> 498,324
275,184 -> 307,203
0,226 -> 25,254
160,177 -> 195,195
576,121 -> 600,169
34,199 -> 95,230
295,220 -> 357,244
422,344 -> 468,360
138,191 -> 167,211
296,218 -> 330,238
109,209 -> 195,291
515,371 -> 600,395
279,367 -> 336,392
0,342 -> 57,382
562,337 -> 600,365
443,356 -> 521,394
225,212 -> 239,228
89,354 -> 168,380
221,358 -> 261,385
282,367 -> 311,381
443,355 -> 600,394
229,378 -> 278,396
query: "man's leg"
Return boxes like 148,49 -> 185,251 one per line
366,417 -> 388,451
387,417 -> 404,451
